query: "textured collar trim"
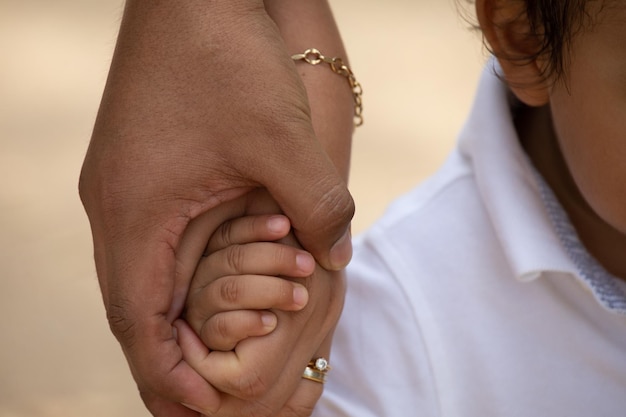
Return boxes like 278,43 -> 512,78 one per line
458,60 -> 626,315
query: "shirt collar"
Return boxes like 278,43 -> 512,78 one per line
457,60 -> 626,314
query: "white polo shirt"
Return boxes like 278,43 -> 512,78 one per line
315,64 -> 626,417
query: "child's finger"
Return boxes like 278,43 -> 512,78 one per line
192,242 -> 315,292
178,305 -> 324,409
199,310 -> 277,352
206,214 -> 291,254
180,322 -> 312,401
186,275 -> 309,334
176,318 -> 265,399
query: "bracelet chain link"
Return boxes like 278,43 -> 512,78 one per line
291,48 -> 363,128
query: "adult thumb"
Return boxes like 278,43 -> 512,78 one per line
261,137 -> 354,271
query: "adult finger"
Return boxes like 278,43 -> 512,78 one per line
275,379 -> 323,417
251,139 -> 355,271
276,335 -> 335,417
114,306 -> 222,414
140,390 -> 201,417
94,227 -> 222,414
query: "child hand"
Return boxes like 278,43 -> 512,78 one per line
183,213 -> 316,353
175,192 -> 345,415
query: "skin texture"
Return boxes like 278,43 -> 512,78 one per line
477,0 -> 626,279
79,0 -> 353,415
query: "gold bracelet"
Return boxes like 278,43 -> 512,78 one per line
291,48 -> 363,128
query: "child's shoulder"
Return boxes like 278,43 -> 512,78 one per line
361,148 -> 482,243
351,145 -> 506,282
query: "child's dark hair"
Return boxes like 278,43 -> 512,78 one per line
522,0 -> 596,80
462,0 -> 601,81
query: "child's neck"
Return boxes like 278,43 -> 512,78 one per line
515,104 -> 626,281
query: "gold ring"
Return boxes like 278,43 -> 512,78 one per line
302,366 -> 327,384
302,357 -> 331,384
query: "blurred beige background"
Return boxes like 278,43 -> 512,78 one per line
0,1 -> 483,416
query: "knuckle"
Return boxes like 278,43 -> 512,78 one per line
218,220 -> 234,248
250,215 -> 265,238
77,167 -> 92,208
219,277 -> 241,304
106,301 -> 138,348
305,181 -> 354,233
226,244 -> 245,273
78,161 -> 108,213
211,314 -> 231,344
272,244 -> 290,266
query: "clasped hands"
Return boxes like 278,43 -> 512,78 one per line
175,190 -> 346,416
79,1 -> 354,415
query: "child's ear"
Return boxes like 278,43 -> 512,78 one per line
476,0 -> 550,106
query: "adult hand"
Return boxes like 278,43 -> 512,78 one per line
79,0 -> 353,415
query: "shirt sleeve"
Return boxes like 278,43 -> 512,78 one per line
314,235 -> 440,417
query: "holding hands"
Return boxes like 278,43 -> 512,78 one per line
79,0 -> 355,415
177,193 -> 342,416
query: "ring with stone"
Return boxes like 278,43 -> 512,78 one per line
302,357 -> 331,384
308,357 -> 332,373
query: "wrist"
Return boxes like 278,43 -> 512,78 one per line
264,0 -> 354,181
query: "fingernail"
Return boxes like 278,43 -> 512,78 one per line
329,228 -> 352,270
261,312 -> 277,330
267,215 -> 288,234
293,286 -> 309,308
172,326 -> 178,342
296,253 -> 315,274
